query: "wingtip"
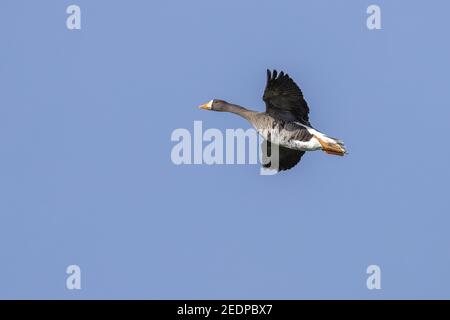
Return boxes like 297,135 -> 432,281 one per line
267,69 -> 278,81
266,69 -> 290,81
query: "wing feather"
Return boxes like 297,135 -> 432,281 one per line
263,69 -> 310,124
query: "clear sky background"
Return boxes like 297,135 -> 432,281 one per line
1,0 -> 450,299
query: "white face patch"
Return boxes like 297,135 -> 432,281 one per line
206,100 -> 213,110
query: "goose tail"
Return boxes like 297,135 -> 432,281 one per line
314,135 -> 347,156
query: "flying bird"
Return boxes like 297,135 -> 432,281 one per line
198,70 -> 346,171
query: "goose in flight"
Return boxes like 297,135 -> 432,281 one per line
198,70 -> 346,171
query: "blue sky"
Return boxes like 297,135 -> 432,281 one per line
1,0 -> 450,299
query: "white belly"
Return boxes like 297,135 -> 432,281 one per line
256,128 -> 322,151
286,137 -> 322,151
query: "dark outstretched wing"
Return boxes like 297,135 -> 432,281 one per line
261,140 -> 305,171
263,69 -> 310,124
